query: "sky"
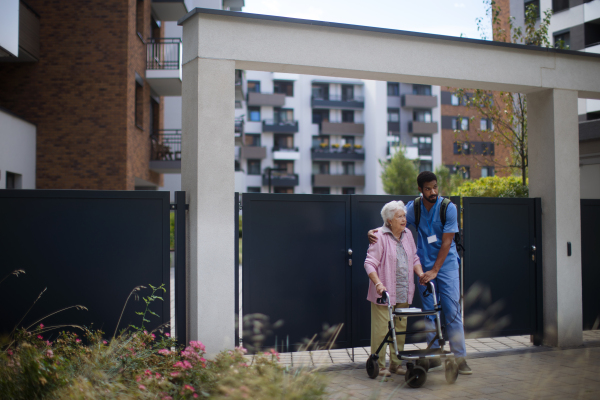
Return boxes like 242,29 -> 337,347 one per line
242,0 -> 493,40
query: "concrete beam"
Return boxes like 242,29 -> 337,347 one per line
528,89 -> 583,347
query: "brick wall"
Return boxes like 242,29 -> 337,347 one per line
0,0 -> 161,190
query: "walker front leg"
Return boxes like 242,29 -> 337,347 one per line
388,299 -> 399,356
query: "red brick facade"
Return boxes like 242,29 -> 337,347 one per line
0,0 -> 162,190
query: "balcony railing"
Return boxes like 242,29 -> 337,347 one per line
312,174 -> 365,187
409,121 -> 438,134
147,38 -> 181,70
262,119 -> 299,133
311,95 -> 365,109
320,121 -> 365,136
151,130 -> 181,161
247,92 -> 286,106
261,173 -> 299,186
402,94 -> 438,109
235,117 -> 244,135
311,146 -> 365,160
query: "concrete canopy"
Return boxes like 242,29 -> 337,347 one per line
179,8 -> 599,354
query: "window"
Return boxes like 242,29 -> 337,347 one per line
453,141 -> 471,155
312,109 -> 329,124
244,134 -> 261,147
342,188 -> 356,195
451,94 -> 460,106
447,165 -> 471,179
274,187 -> 294,194
274,160 -> 294,173
149,97 -> 159,136
480,118 -> 493,131
524,0 -> 540,20
247,187 -> 261,193
413,84 -> 432,96
313,187 -> 330,194
135,78 -> 144,130
584,19 -> 600,48
274,134 -> 293,150
387,82 -> 400,96
388,108 -> 400,122
6,172 -> 21,189
312,135 -> 330,147
413,110 -> 432,123
554,31 -> 570,48
342,136 -> 355,146
552,0 -> 569,13
343,162 -> 355,175
312,84 -> 329,100
235,160 -> 241,171
481,166 -> 495,178
342,110 -> 354,123
136,0 -> 144,40
312,161 -> 330,175
248,106 -> 261,122
247,159 -> 261,175
274,108 -> 293,123
273,80 -> 294,96
419,161 -> 432,173
451,117 -> 469,131
413,135 -> 432,156
342,85 -> 354,101
454,141 -> 494,155
247,81 -> 261,93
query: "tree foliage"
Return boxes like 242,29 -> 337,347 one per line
455,1 -> 559,186
380,144 -> 419,195
453,176 -> 529,198
435,165 -> 465,197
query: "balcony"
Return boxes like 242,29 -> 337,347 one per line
401,94 -> 438,109
262,173 -> 299,186
235,70 -> 244,102
311,95 -> 364,109
234,117 -> 244,146
311,146 -> 365,161
416,144 -> 433,156
409,121 -> 438,134
0,1 -> 40,62
146,38 -> 182,96
273,146 -> 300,160
151,0 -> 187,21
387,144 -> 419,160
262,119 -> 299,133
312,174 -> 365,187
240,146 -> 267,160
247,92 -> 286,107
150,130 -> 181,174
320,121 -> 364,136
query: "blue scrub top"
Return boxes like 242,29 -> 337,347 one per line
405,196 -> 460,271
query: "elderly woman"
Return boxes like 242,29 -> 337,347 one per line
364,200 -> 424,377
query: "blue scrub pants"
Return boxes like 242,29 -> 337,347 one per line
417,267 -> 466,358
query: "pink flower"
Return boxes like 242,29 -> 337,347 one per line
189,341 -> 206,352
200,357 -> 206,363
173,361 -> 192,370
103,340 -> 108,345
158,349 -> 171,356
151,333 -> 156,340
165,333 -> 170,337
193,394 -> 199,398
46,341 -> 52,346
145,369 -> 152,376
45,350 -> 53,358
76,339 -> 81,343
155,372 -> 161,378
183,384 -> 195,392
170,372 -> 180,377
7,350 -> 13,356
139,384 -> 146,390
39,323 -> 44,329
236,346 -> 248,354
136,376 -> 142,382
144,330 -> 148,334
37,335 -> 43,339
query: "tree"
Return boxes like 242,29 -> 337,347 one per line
380,144 -> 419,195
435,165 -> 465,197
454,1 -> 558,186
453,176 -> 529,198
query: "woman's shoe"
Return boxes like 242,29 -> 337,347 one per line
378,368 -> 392,377
390,364 -> 406,375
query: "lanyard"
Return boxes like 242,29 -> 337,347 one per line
423,198 -> 439,236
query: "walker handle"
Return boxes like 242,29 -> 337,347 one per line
376,291 -> 389,304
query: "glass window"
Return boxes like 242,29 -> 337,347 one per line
343,162 -> 355,175
244,134 -> 261,147
135,81 -> 143,129
248,106 -> 261,122
247,159 -> 261,175
274,108 -> 293,123
342,110 -> 354,123
247,81 -> 261,93
247,187 -> 261,193
481,166 -> 495,178
342,187 -> 356,194
274,160 -> 294,173
480,119 -> 488,131
451,94 -> 460,106
419,161 -> 432,173
453,141 -> 471,155
312,84 -> 329,99
274,187 -> 294,194
312,135 -> 330,148
312,109 -> 329,124
413,110 -> 432,123
342,85 -> 354,101
552,0 -> 569,13
524,0 -> 540,19
461,117 -> 469,131
554,31 -> 570,48
342,136 -> 355,146
313,187 -> 330,194
413,84 -> 432,96
274,134 -> 293,150
387,82 -> 400,96
388,108 -> 399,122
312,162 -> 330,175
273,80 -> 294,96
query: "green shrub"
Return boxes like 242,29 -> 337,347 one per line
453,176 -> 529,198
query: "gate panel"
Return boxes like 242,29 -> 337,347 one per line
581,199 -> 600,330
0,190 -> 171,338
350,195 -> 461,347
462,197 -> 540,338
242,194 -> 351,351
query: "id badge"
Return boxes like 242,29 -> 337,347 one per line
427,235 -> 438,244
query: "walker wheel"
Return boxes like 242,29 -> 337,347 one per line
405,365 -> 427,388
444,359 -> 458,384
366,355 -> 379,379
416,358 -> 430,372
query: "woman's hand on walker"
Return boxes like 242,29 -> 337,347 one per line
375,283 -> 387,296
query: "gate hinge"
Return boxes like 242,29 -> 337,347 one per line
170,204 -> 190,210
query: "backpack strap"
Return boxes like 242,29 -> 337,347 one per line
440,198 -> 452,226
414,197 -> 421,227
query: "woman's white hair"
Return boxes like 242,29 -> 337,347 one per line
381,200 -> 407,226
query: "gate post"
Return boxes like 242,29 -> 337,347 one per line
181,18 -> 236,353
528,89 -> 582,348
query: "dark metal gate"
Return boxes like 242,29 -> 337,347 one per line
0,190 -> 181,341
581,199 -> 600,330
462,197 -> 543,343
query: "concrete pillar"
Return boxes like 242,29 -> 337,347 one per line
528,88 -> 582,347
182,57 -> 236,353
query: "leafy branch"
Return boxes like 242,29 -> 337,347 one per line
131,283 -> 165,332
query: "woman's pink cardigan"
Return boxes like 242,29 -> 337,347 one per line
364,226 -> 421,305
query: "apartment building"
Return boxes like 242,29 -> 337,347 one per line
231,74 -> 442,195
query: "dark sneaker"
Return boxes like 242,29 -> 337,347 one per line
456,357 -> 472,375
428,358 -> 443,372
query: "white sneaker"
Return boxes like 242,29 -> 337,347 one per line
378,368 -> 392,377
